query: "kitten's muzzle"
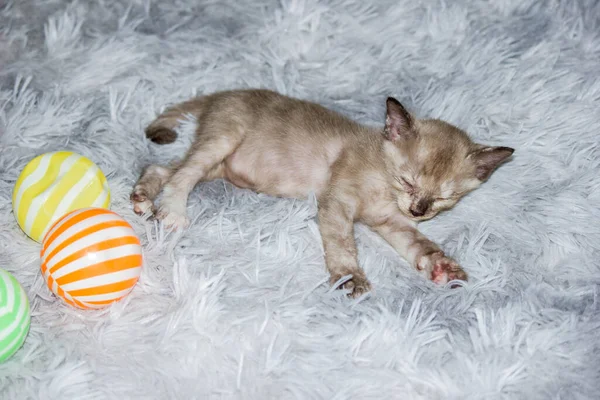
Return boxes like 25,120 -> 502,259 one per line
409,209 -> 425,217
409,198 -> 430,217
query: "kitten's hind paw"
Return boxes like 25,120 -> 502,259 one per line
154,205 -> 190,230
330,269 -> 372,298
130,189 -> 155,216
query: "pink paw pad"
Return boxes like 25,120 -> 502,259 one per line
431,258 -> 468,287
432,262 -> 449,285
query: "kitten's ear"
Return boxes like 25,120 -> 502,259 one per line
469,146 -> 515,181
384,97 -> 414,141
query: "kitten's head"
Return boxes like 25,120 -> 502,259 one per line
382,97 -> 514,222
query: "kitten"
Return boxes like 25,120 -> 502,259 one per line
132,89 -> 514,297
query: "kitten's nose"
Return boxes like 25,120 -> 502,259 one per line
409,208 -> 425,217
409,199 -> 429,217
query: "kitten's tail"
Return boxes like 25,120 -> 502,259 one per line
145,98 -> 206,145
145,115 -> 179,144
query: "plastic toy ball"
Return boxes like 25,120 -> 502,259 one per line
12,151 -> 111,243
40,208 -> 143,310
0,269 -> 31,363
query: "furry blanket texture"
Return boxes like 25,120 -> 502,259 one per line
1,0 -> 599,398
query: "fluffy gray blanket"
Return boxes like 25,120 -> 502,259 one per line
1,0 -> 599,399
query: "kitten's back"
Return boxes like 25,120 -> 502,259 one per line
145,89 -> 368,145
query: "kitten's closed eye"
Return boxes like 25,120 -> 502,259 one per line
435,194 -> 458,201
435,194 -> 462,204
397,177 -> 414,192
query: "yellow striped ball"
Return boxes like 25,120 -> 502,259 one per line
12,151 -> 111,243
41,208 -> 143,310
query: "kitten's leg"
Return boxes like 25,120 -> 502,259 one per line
318,193 -> 371,298
131,164 -> 173,215
156,132 -> 242,229
371,215 -> 467,285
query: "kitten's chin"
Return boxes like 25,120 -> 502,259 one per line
414,214 -> 436,222
398,208 -> 437,222
411,216 -> 435,223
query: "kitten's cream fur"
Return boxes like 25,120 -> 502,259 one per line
132,89 -> 514,297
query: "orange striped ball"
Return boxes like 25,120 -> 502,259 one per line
40,208 -> 143,309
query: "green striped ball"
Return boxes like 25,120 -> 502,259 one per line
0,269 -> 31,362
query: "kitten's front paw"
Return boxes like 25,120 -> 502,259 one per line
418,252 -> 467,287
330,269 -> 372,298
154,204 -> 190,230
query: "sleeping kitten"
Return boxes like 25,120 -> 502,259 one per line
132,89 -> 514,297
